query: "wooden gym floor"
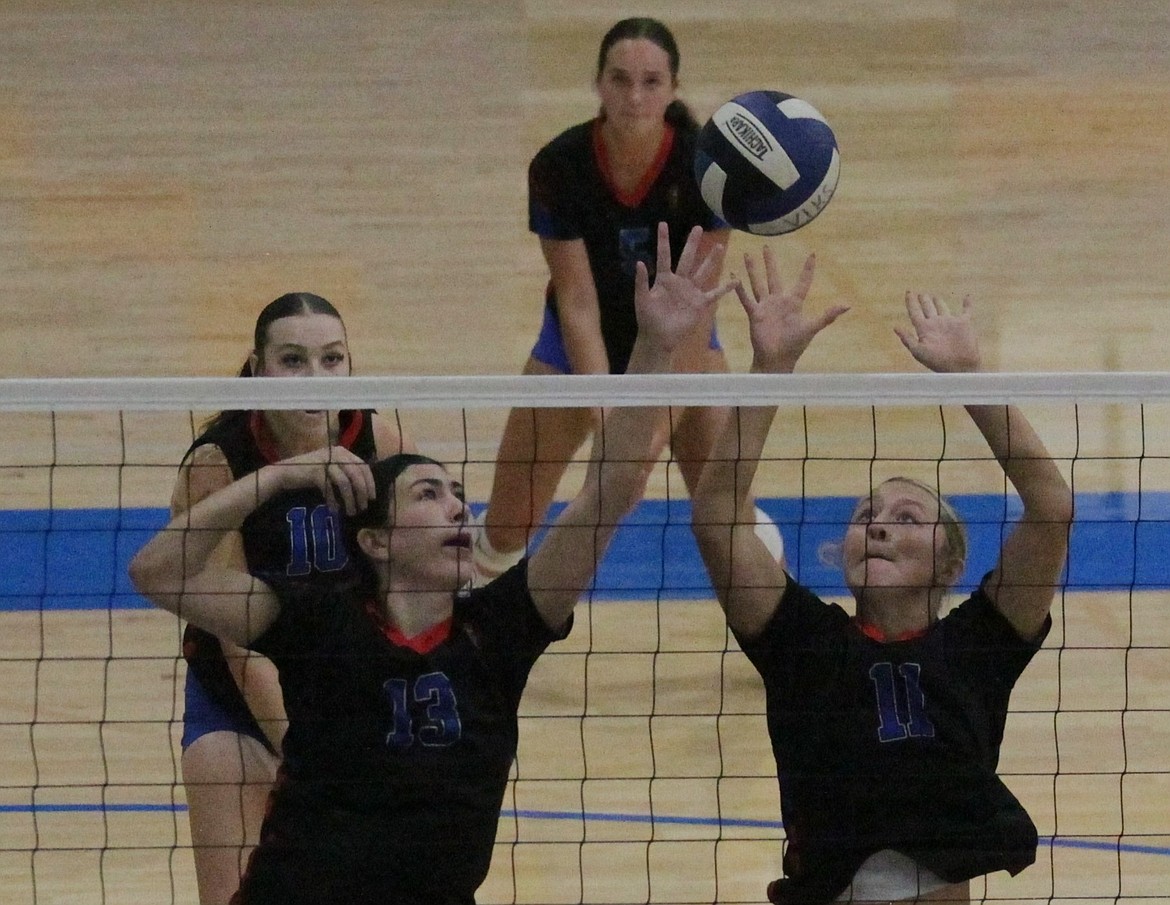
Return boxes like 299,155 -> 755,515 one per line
1,2 -> 1169,903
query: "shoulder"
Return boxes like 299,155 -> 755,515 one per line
462,559 -> 531,610
188,411 -> 248,451
736,575 -> 848,650
184,411 -> 256,470
672,119 -> 702,149
541,120 -> 594,152
367,410 -> 415,457
940,577 -> 1052,650
184,440 -> 229,468
460,559 -> 569,641
172,441 -> 233,512
531,121 -> 594,171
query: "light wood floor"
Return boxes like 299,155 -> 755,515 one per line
2,1 -> 1169,903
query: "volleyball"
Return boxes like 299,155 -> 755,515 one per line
694,90 -> 840,236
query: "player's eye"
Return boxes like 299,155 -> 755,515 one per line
280,354 -> 305,368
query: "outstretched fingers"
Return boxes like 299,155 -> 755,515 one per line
658,221 -> 684,278
896,290 -> 981,373
791,252 -> 817,304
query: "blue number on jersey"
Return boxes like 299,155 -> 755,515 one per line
382,673 -> 463,750
285,504 -> 350,576
869,661 -> 936,742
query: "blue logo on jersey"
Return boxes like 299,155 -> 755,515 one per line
618,227 -> 654,277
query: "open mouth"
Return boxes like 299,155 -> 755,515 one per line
443,533 -> 473,550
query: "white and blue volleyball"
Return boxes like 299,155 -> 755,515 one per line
694,90 -> 839,236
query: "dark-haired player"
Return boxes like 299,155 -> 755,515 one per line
131,224 -> 735,904
173,292 -> 414,904
474,16 -> 784,577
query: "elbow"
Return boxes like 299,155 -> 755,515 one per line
127,545 -> 168,605
127,548 -> 150,595
1023,479 -> 1074,543
1044,474 -> 1075,530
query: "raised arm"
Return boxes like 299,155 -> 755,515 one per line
129,446 -> 375,645
691,247 -> 846,640
894,292 -> 1073,640
527,223 -> 737,629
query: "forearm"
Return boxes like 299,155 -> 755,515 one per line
132,466 -> 286,591
527,340 -> 669,622
692,405 -> 778,531
966,403 -> 1072,638
558,301 -> 610,375
965,404 -> 1071,517
585,338 -> 671,520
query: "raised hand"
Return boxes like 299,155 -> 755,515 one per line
735,246 -> 846,373
270,446 -> 376,516
893,292 -> 981,374
633,223 -> 738,355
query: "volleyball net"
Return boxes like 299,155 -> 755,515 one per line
1,372 -> 1168,904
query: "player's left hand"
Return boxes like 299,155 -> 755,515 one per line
894,292 -> 981,374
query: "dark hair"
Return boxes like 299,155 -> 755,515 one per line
345,453 -> 445,533
595,17 -> 697,131
343,453 -> 447,591
198,293 -> 346,434
240,292 -> 345,377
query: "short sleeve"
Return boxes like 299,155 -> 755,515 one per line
458,559 -> 570,696
941,578 -> 1051,687
528,143 -> 581,241
247,581 -> 328,660
734,576 -> 851,690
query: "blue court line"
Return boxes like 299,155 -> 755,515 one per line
2,491 -> 1169,610
2,802 -> 1167,858
0,803 -> 177,813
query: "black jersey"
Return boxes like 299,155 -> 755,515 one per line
529,118 -> 723,374
234,560 -> 568,905
181,409 -> 377,749
736,576 -> 1049,905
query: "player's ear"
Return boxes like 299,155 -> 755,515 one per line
247,351 -> 260,376
938,554 -> 964,589
356,527 -> 390,562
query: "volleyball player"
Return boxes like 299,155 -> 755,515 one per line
689,248 -> 1073,904
131,224 -> 734,904
173,292 -> 414,905
474,16 -> 783,576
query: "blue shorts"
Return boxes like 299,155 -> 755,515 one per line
530,303 -> 721,374
181,668 -> 274,753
